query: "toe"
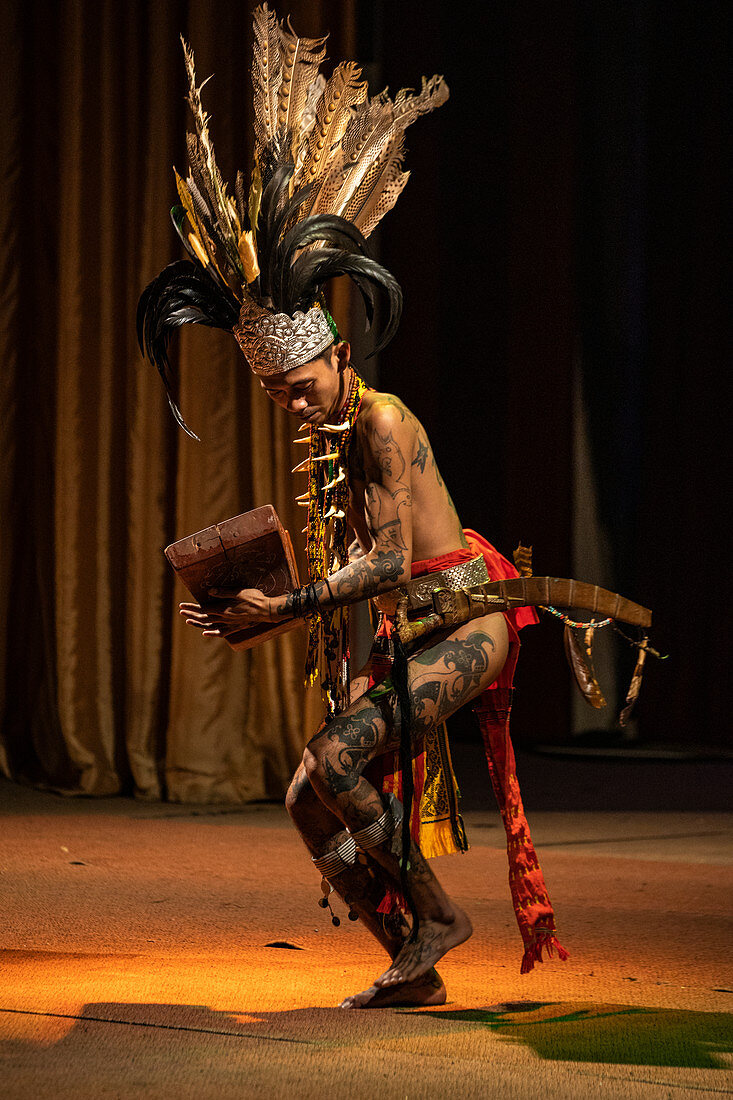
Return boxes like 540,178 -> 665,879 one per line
383,971 -> 403,985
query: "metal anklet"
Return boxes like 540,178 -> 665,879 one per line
312,835 -> 360,927
349,797 -> 403,853
311,834 -> 357,878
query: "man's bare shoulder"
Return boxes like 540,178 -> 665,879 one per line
359,390 -> 421,433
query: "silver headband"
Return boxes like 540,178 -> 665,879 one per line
233,298 -> 334,376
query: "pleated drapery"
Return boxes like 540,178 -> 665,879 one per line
0,0 -> 355,801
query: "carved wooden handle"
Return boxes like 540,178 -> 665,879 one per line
395,590 -> 513,645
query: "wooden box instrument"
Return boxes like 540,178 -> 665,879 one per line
164,506 -> 302,651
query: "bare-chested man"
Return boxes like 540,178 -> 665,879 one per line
180,340 -> 512,1009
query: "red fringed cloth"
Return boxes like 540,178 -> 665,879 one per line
368,530 -> 568,974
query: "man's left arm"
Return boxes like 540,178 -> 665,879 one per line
281,401 -> 415,613
180,404 -> 416,636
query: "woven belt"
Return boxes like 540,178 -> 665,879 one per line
372,553 -> 489,616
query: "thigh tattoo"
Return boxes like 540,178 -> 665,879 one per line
312,628 -> 500,794
320,704 -> 388,794
409,629 -> 498,733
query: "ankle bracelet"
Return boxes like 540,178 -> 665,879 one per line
349,799 -> 403,853
311,834 -> 357,878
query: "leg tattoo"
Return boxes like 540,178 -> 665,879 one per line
296,615 -> 509,996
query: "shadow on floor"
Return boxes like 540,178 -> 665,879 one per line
414,1000 -> 733,1068
2,999 -> 731,1071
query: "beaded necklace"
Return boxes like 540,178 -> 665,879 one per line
293,369 -> 369,717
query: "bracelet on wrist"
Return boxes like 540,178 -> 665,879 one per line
289,582 -> 322,619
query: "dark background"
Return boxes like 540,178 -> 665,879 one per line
359,0 -> 729,753
1,0 -> 729,809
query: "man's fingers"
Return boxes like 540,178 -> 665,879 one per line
179,606 -> 231,624
179,608 -> 209,623
179,601 -> 230,615
185,620 -> 232,639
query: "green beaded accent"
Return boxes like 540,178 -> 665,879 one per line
323,307 -> 340,342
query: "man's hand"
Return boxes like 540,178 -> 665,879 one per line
179,587 -> 283,638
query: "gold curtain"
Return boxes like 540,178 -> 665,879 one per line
0,0 -> 355,801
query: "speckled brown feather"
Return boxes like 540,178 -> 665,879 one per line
563,626 -> 607,709
251,4 -> 283,156
277,16 -> 328,143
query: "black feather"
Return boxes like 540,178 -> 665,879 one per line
136,260 -> 239,440
274,215 -> 370,306
258,180 -> 312,301
286,248 -> 402,354
257,163 -> 295,298
238,151 -> 403,354
279,213 -> 369,261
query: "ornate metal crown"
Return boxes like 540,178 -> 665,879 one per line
234,300 -> 334,376
137,4 -> 448,435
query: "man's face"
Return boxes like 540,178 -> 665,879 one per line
259,342 -> 349,426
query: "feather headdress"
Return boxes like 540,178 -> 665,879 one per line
137,3 -> 449,436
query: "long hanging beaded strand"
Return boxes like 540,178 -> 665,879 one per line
291,370 -> 368,716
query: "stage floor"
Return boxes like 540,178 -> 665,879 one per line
1,776 -> 732,1098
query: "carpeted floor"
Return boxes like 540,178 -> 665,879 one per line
1,776 -> 732,1098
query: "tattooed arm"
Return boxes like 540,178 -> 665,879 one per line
279,401 -> 415,615
179,404 -> 417,634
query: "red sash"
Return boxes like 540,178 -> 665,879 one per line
371,533 -> 568,974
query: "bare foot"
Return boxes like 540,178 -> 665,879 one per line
339,969 -> 446,1009
374,905 -> 473,988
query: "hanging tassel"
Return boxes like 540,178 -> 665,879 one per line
563,624 -> 607,709
520,930 -> 570,974
619,640 -> 648,726
317,877 -> 341,927
376,885 -> 407,915
391,634 -> 420,941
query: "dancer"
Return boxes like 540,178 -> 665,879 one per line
138,4 -> 568,1008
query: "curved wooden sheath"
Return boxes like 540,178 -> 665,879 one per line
478,577 -> 652,628
392,576 -> 651,646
